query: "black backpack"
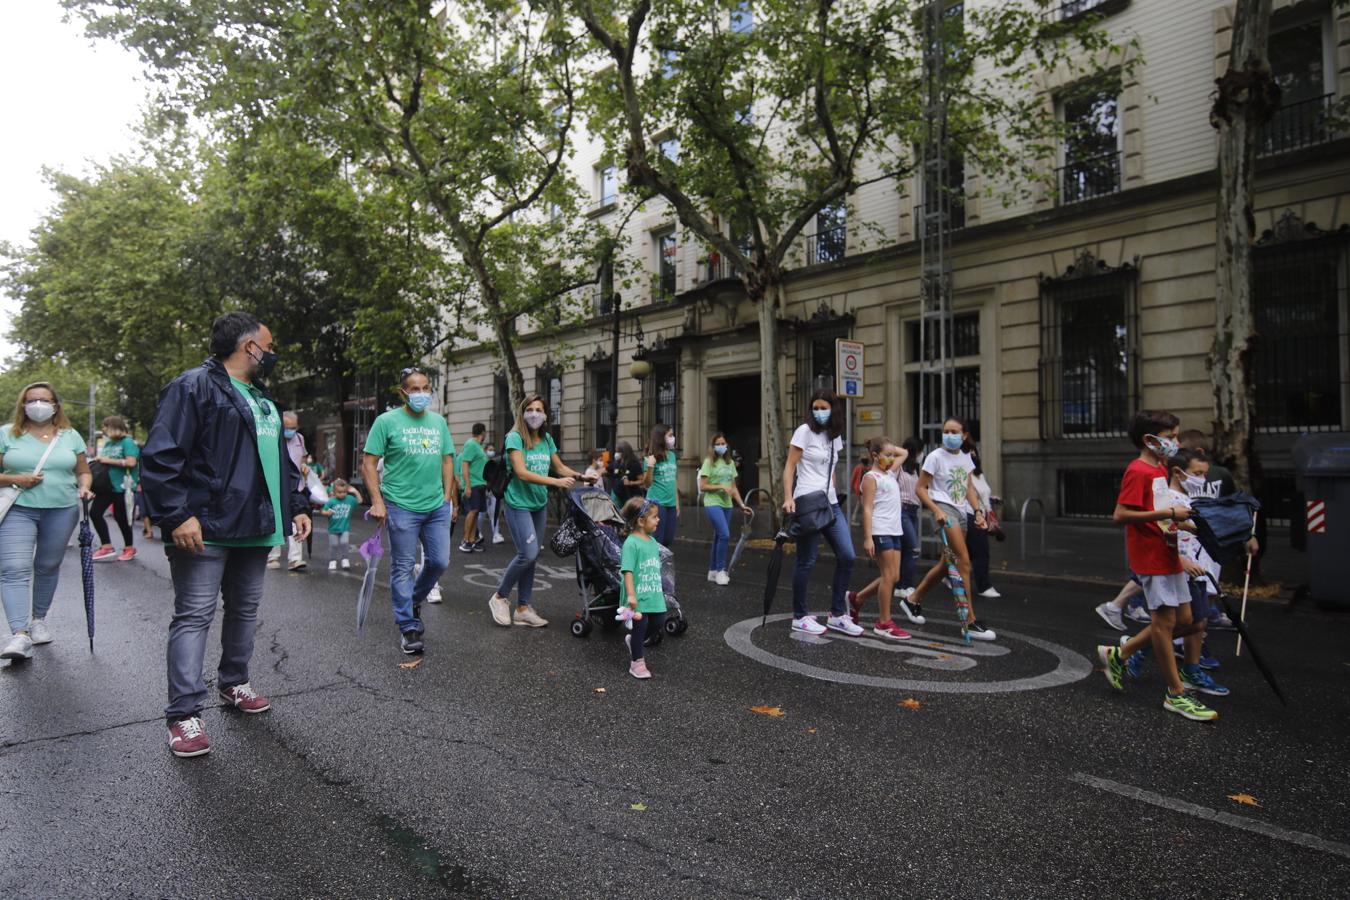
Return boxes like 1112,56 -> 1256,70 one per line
485,457 -> 511,500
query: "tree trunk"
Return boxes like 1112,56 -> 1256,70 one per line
755,278 -> 788,527
491,314 -> 526,413
1210,0 -> 1273,490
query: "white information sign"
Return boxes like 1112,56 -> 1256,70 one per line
836,339 -> 865,398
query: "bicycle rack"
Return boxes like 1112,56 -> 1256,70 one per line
1020,497 -> 1046,560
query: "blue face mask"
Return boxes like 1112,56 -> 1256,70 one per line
942,433 -> 963,451
283,428 -> 297,439
812,409 -> 831,426
406,392 -> 432,413
714,444 -> 728,456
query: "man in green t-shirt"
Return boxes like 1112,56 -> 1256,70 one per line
457,422 -> 489,553
361,367 -> 458,656
142,311 -> 312,759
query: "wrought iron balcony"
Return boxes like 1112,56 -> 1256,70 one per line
806,224 -> 846,265
1258,93 -> 1336,158
1056,150 -> 1121,205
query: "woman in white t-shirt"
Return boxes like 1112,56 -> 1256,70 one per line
780,389 -> 862,637
907,417 -> 996,641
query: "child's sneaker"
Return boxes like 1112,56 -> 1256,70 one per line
825,615 -> 864,637
899,598 -> 925,625
1124,605 -> 1151,624
966,620 -> 996,641
1163,691 -> 1218,722
1095,602 -> 1126,632
1198,647 -> 1220,670
1096,645 -> 1125,691
1180,664 -> 1230,697
1208,612 -> 1236,630
629,659 -> 652,679
872,620 -> 911,640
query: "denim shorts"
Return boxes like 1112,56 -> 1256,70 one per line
873,534 -> 903,552
935,502 -> 966,531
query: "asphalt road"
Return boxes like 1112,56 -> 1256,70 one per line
2,527 -> 1348,899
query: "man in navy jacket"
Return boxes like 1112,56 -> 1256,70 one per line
142,311 -> 312,758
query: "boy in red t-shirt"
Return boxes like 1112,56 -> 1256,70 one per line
1096,410 -> 1217,722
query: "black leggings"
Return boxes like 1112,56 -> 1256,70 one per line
630,611 -> 667,662
91,491 -> 133,547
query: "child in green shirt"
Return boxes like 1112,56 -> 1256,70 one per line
620,496 -> 668,680
319,479 -> 363,570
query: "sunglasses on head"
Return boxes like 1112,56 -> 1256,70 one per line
399,366 -> 426,380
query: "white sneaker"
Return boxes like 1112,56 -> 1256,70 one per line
426,584 -> 444,604
492,533 -> 505,544
513,606 -> 549,628
791,616 -> 827,635
1095,602 -> 1126,632
714,570 -> 730,586
826,614 -> 864,637
1,632 -> 34,660
328,560 -> 338,571
1124,605 -> 1152,624
707,570 -> 718,582
488,594 -> 512,626
893,587 -> 915,599
978,587 -> 1002,599
341,558 -> 351,570
28,618 -> 53,645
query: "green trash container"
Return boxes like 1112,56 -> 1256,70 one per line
1293,433 -> 1350,610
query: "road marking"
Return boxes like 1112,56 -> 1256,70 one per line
459,563 -> 574,592
1070,773 -> 1350,862
724,613 -> 1092,693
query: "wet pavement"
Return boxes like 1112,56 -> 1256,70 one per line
2,527 -> 1348,898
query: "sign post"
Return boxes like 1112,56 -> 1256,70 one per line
836,340 -> 866,528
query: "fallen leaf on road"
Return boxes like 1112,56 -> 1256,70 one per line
898,698 -> 922,710
935,654 -> 950,661
1227,793 -> 1262,807
806,728 -> 818,734
398,659 -> 423,670
749,705 -> 785,717
927,643 -> 944,649
630,802 -> 647,811
594,687 -> 607,694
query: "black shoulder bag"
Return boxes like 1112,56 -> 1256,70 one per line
788,436 -> 836,538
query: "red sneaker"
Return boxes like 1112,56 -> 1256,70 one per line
847,590 -> 863,623
219,682 -> 271,714
92,546 -> 117,562
872,619 -> 912,640
117,547 -> 137,562
167,716 -> 211,757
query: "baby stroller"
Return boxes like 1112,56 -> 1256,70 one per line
551,486 -> 688,640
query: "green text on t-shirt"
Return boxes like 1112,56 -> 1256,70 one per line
208,378 -> 284,548
620,533 -> 668,614
363,407 -> 455,514
503,430 -> 556,511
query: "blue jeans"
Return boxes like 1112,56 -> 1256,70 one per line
386,500 -> 452,633
0,504 -> 80,633
654,504 -> 678,547
164,543 -> 270,720
498,502 -> 548,607
791,504 -> 855,619
705,505 -> 733,571
900,505 -> 920,589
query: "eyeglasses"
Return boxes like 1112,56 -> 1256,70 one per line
399,366 -> 426,380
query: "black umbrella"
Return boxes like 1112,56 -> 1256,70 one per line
78,501 -> 96,652
760,531 -> 790,627
1204,573 -> 1287,706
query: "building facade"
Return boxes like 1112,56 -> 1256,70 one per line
438,0 -> 1350,523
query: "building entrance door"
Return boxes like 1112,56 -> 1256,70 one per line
715,375 -> 761,496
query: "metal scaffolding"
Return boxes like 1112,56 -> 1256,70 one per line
917,0 -> 957,448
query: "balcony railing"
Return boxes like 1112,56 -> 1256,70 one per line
1040,0 -> 1128,25
806,225 -> 846,265
1057,150 -> 1121,205
1258,93 -> 1336,158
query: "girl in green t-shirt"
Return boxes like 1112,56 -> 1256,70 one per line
489,393 -> 593,631
620,496 -> 668,680
697,432 -> 752,587
641,423 -> 680,547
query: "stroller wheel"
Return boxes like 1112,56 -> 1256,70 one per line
663,616 -> 682,636
673,618 -> 689,636
570,617 -> 592,638
644,628 -> 663,648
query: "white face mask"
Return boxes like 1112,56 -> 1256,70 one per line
25,401 -> 56,424
523,410 -> 547,430
1182,474 -> 1207,495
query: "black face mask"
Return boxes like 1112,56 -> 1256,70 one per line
248,343 -> 278,379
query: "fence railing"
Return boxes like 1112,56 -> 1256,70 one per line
1258,93 -> 1336,158
1057,150 -> 1121,205
806,225 -> 846,265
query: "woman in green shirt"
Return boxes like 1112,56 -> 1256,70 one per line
0,382 -> 95,661
698,432 -> 752,586
641,423 -> 680,547
488,393 -> 592,629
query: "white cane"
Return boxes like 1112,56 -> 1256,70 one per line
1235,511 -> 1257,658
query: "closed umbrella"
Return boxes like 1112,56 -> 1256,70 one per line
1203,572 -> 1287,706
760,531 -> 790,627
78,501 -> 96,652
356,519 -> 385,635
728,508 -> 755,572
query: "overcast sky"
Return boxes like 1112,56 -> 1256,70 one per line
0,2 -> 148,357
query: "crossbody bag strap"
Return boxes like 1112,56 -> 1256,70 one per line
30,429 -> 64,477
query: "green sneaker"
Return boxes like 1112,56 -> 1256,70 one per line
1163,691 -> 1218,722
1096,645 -> 1124,692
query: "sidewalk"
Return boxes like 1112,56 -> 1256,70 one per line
671,503 -> 1308,599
